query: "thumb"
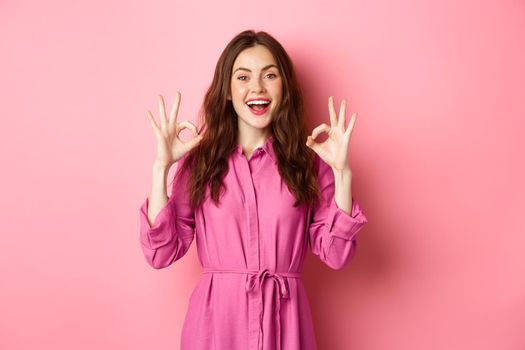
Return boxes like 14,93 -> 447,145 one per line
306,136 -> 317,150
188,134 -> 203,149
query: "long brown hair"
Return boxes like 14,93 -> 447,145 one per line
176,29 -> 321,210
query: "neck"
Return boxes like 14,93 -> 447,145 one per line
237,131 -> 271,151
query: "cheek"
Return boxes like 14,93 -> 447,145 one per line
273,80 -> 283,96
231,84 -> 248,98
274,85 -> 283,103
230,85 -> 248,110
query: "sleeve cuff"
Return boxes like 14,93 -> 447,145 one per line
327,196 -> 369,241
140,196 -> 177,249
139,196 -> 174,233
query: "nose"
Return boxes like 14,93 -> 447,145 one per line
250,76 -> 266,94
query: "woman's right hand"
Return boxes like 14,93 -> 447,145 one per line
146,92 -> 203,168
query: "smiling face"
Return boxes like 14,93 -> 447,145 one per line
228,44 -> 283,138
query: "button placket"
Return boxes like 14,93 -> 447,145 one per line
238,149 -> 264,349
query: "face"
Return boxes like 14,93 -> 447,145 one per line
228,45 -> 283,136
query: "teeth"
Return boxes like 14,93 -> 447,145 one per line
246,100 -> 270,106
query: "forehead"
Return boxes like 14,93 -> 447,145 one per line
232,45 -> 277,70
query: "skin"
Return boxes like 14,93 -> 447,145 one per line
144,92 -> 203,224
144,47 -> 359,224
307,96 -> 357,173
146,92 -> 202,168
307,96 -> 358,215
228,44 -> 283,160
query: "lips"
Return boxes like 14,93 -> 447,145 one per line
247,103 -> 270,116
246,97 -> 271,103
245,98 -> 271,116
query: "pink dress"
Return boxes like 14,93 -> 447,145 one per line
139,135 -> 368,350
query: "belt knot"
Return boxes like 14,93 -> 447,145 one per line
245,268 -> 289,299
202,267 -> 301,350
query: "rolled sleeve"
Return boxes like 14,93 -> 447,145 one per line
308,154 -> 368,270
326,195 -> 368,241
138,154 -> 196,269
139,195 -> 177,249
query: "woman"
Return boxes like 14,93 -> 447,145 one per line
140,29 -> 368,350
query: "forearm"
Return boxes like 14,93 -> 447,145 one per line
147,162 -> 171,226
332,167 -> 353,215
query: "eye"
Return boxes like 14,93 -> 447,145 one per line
237,75 -> 248,81
266,73 -> 277,79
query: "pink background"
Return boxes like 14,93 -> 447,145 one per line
1,0 -> 524,349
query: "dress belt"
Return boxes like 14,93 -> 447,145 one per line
202,268 -> 302,350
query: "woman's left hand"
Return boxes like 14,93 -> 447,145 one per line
306,96 -> 357,172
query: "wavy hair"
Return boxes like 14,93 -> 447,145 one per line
177,29 -> 321,210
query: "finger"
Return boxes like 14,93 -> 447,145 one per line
311,123 -> 330,140
147,110 -> 162,139
158,94 -> 167,130
178,120 -> 199,136
338,99 -> 347,129
186,133 -> 204,150
169,91 -> 181,130
345,112 -> 357,139
306,135 -> 318,151
328,96 -> 337,127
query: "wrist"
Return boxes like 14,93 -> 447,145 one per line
332,166 -> 352,178
152,161 -> 171,173
333,167 -> 352,187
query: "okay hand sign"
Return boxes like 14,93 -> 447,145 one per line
146,92 -> 203,168
306,96 -> 357,172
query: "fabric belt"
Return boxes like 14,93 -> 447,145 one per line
202,268 -> 302,350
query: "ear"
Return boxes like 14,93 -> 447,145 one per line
227,94 -> 231,101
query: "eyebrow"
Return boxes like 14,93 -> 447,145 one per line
233,64 -> 278,74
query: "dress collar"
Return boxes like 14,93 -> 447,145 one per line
236,135 -> 276,163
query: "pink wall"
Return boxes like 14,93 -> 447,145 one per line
1,0 -> 524,349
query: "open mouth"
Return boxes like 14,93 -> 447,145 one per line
246,99 -> 271,115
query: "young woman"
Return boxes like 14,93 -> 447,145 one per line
140,29 -> 368,350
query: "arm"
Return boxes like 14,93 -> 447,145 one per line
308,154 -> 368,270
145,162 -> 170,226
139,154 -> 196,269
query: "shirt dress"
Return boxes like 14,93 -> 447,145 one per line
139,135 -> 368,350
